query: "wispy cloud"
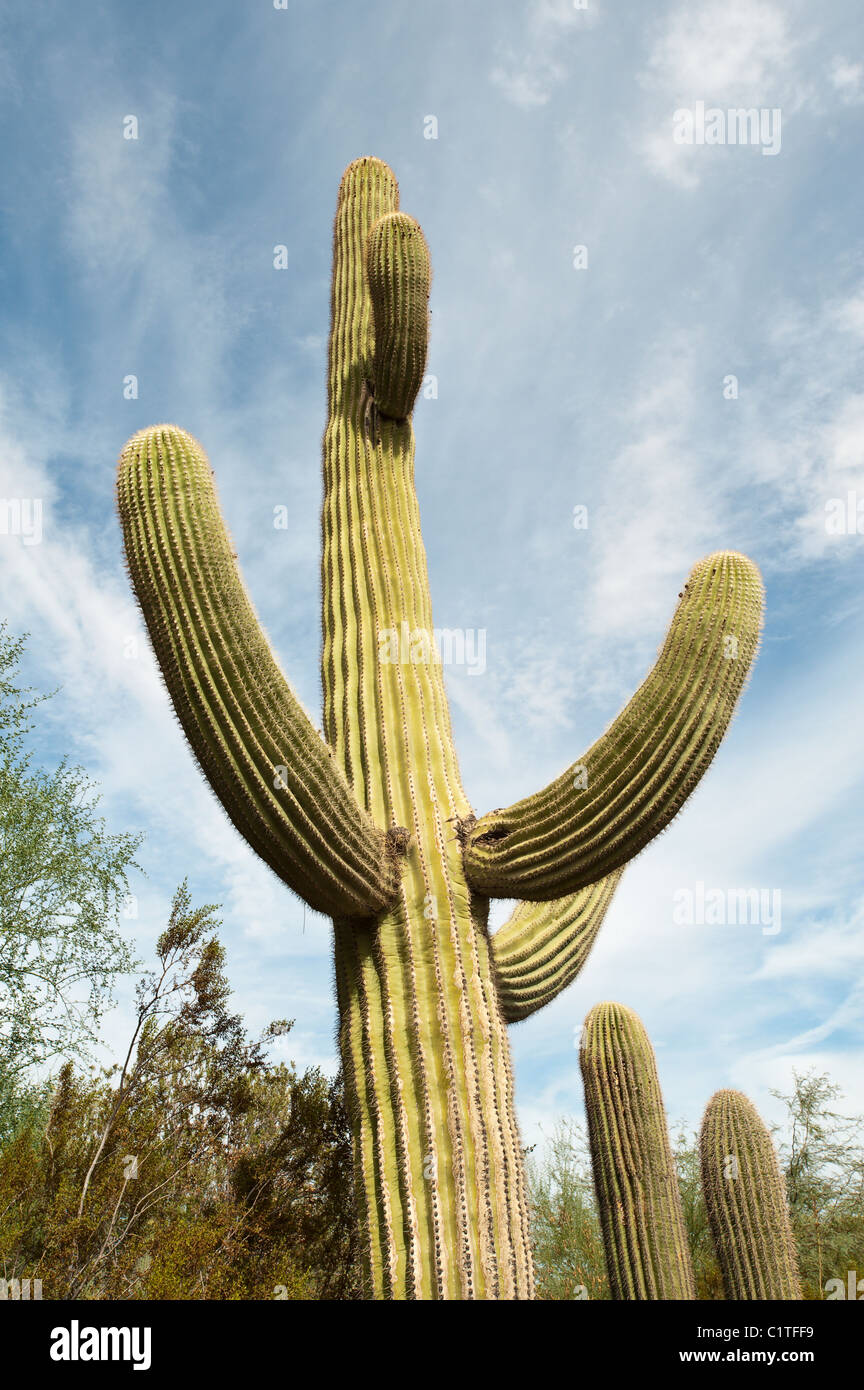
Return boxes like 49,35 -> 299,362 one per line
490,0 -> 599,110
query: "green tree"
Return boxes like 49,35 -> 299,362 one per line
773,1070 -> 864,1298
0,623 -> 141,1135
0,885 -> 361,1299
527,1120 -> 609,1301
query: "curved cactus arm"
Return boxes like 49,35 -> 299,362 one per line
463,551 -> 764,900
700,1089 -> 802,1300
491,870 -> 623,1023
117,425 -> 402,919
580,1001 -> 696,1300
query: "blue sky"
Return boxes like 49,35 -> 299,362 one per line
1,0 -> 862,1150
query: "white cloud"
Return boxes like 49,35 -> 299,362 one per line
490,0 -> 599,109
637,0 -> 818,185
755,902 -> 864,981
643,0 -> 796,99
830,56 -> 864,104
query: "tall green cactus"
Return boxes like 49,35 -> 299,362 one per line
117,156 -> 764,1299
580,1001 -> 696,1299
700,1089 -> 802,1299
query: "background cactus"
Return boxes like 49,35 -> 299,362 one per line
580,1001 -> 696,1299
117,156 -> 764,1299
701,1088 -> 802,1299
582,1004 -> 801,1301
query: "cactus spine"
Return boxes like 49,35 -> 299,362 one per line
700,1089 -> 801,1299
580,1002 -> 696,1299
117,157 -> 764,1299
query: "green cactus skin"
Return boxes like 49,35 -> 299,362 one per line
493,871 -> 623,1024
700,1089 -> 802,1300
580,1002 -> 696,1299
117,156 -> 764,1299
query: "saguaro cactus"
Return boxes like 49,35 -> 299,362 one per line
701,1089 -> 801,1299
580,1002 -> 696,1299
117,156 -> 764,1299
581,1006 -> 801,1300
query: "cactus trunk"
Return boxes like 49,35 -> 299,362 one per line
322,159 -> 532,1299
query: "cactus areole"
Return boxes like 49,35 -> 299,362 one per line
117,157 -> 764,1299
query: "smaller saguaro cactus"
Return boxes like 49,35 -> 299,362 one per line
581,1004 -> 802,1300
580,1001 -> 696,1299
700,1089 -> 802,1300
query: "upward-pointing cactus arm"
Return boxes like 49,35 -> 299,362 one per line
463,552 -> 764,901
117,425 -> 401,919
491,871 -> 623,1023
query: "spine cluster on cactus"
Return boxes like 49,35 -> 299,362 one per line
117,156 -> 766,1299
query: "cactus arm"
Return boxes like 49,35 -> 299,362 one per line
491,871 -> 623,1023
117,425 -> 401,919
580,1001 -> 696,1300
365,211 -> 431,422
463,552 -> 764,900
700,1089 -> 802,1299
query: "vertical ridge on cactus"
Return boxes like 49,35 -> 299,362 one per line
117,155 -> 765,1299
580,1001 -> 696,1299
700,1089 -> 802,1300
